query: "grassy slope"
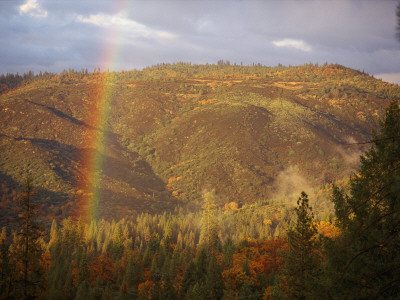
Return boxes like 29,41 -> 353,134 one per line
0,63 -> 399,223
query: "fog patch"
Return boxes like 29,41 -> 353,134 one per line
272,165 -> 315,206
336,136 -> 364,169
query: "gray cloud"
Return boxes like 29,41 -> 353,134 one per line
0,0 -> 399,80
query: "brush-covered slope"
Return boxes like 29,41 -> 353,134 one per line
0,63 -> 399,222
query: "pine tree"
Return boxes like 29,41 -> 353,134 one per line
47,219 -> 58,252
222,237 -> 235,269
161,223 -> 173,254
148,232 -> 160,254
275,192 -> 321,299
150,255 -> 161,283
110,225 -> 124,259
160,278 -> 177,299
12,177 -> 45,299
122,224 -> 132,249
0,227 -> 12,299
181,261 -> 196,296
238,280 -> 254,299
77,248 -> 90,286
199,190 -> 220,252
206,255 -> 224,300
75,280 -> 90,300
327,101 -> 400,298
124,253 -> 142,297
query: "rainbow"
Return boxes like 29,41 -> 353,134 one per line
81,77 -> 113,222
77,1 -> 131,222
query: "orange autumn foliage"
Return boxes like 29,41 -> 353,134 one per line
40,252 -> 52,271
89,254 -> 115,284
317,221 -> 340,238
223,239 -> 287,290
138,280 -> 155,299
168,176 -> 183,184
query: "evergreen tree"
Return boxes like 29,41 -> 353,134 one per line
0,227 -> 12,299
161,223 -> 173,254
238,280 -> 255,299
124,253 -> 142,298
160,278 -> 177,300
75,281 -> 90,300
110,225 -> 124,259
181,261 -> 196,296
77,248 -> 90,286
12,177 -> 45,299
122,223 -> 132,249
199,190 -> 220,252
222,237 -> 235,269
206,255 -> 224,300
47,219 -> 58,252
124,254 -> 135,287
92,275 -> 104,299
275,192 -> 321,299
326,101 -> 400,299
61,263 -> 74,300
150,255 -> 161,282
148,232 -> 160,254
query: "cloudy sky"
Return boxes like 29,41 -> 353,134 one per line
1,0 -> 400,84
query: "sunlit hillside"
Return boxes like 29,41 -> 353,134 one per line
1,63 -> 399,224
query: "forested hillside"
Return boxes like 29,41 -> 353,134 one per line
1,62 -> 399,225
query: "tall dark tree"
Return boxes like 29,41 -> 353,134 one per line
77,248 -> 90,286
181,247 -> 211,299
275,192 -> 322,299
11,177 -> 45,299
180,261 -> 197,297
0,227 -> 12,299
326,101 -> 400,299
205,255 -> 224,300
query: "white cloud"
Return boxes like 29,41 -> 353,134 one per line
77,13 -> 143,29
374,73 -> 400,86
272,38 -> 312,52
76,13 -> 176,40
19,0 -> 48,18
